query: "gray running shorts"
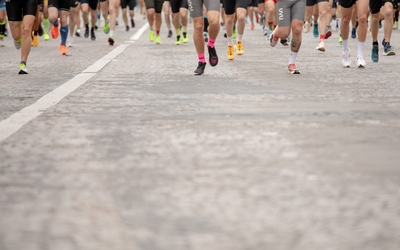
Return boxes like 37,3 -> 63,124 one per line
277,0 -> 306,27
188,0 -> 220,18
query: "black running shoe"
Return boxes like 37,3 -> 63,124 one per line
84,28 -> 89,38
126,25 -> 129,31
168,30 -> 173,38
38,25 -> 44,36
194,62 -> 206,75
131,19 -> 135,28
280,39 -> 288,46
75,29 -> 81,37
91,30 -> 96,40
108,37 -> 115,46
208,45 -> 218,67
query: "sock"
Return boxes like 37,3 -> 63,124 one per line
268,22 -> 273,28
43,19 -> 50,32
204,17 -> 209,32
21,61 -> 26,66
85,23 -> 89,30
342,39 -> 349,52
357,41 -> 365,56
60,25 -> 68,46
198,53 -> 206,63
233,25 -> 236,31
105,17 -> 110,24
175,28 -> 180,36
288,52 -> 297,65
227,36 -> 233,46
0,22 -> 5,37
314,20 -> 318,25
208,38 -> 215,48
373,41 -> 378,46
53,20 -> 59,27
156,30 -> 160,36
34,30 -> 38,36
110,30 -> 114,37
395,12 -> 398,22
150,26 -> 154,31
183,26 -> 187,32
237,33 -> 243,42
320,34 -> 325,41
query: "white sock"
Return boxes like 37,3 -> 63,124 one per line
150,26 -> 154,31
357,41 -> 365,56
288,52 -> 298,65
237,34 -> 243,42
110,30 -> 114,37
228,36 -> 233,46
342,39 -> 349,52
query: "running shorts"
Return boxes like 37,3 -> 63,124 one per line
224,0 -> 251,14
48,0 -> 71,10
188,0 -> 220,18
121,0 -> 136,9
170,0 -> 188,13
248,0 -> 258,7
277,0 -> 306,27
266,0 -> 277,3
306,0 -> 328,6
6,0 -> 38,21
339,0 -> 355,8
71,0 -> 79,7
144,0 -> 164,13
81,0 -> 98,10
258,0 -> 264,3
0,0 -> 5,10
370,0 -> 395,14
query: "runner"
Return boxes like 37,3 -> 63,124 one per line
31,1 -> 42,46
247,0 -> 258,30
265,0 -> 277,38
224,0 -> 249,60
40,0 -> 51,41
0,0 -> 5,47
100,0 -> 117,45
270,0 -> 305,74
121,0 -> 136,31
68,0 -> 79,46
81,0 -> 100,41
6,0 -> 38,73
370,0 -> 396,62
170,0 -> 189,44
163,0 -> 173,37
144,0 -> 164,44
339,0 -> 368,67
188,0 -> 220,75
48,0 -> 72,55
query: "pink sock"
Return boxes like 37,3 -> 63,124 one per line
198,53 -> 206,63
208,38 -> 216,48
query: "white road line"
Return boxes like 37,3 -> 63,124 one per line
0,22 -> 148,143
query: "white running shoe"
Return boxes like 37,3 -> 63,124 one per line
14,40 -> 21,50
269,25 -> 279,47
356,54 -> 366,68
316,40 -> 325,52
303,19 -> 312,33
68,36 -> 74,47
342,48 -> 351,67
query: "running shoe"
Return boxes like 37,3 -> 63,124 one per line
280,39 -> 288,46
104,17 -> 110,34
269,25 -> 279,47
356,54 -> 366,68
313,23 -> 318,38
203,32 -> 208,42
224,32 -> 227,38
0,38 -> 4,47
84,28 -> 89,38
256,14 -> 259,24
194,62 -> 206,75
263,26 -> 269,37
303,19 -> 311,33
316,40 -> 325,51
236,41 -> 243,55
383,43 -> 396,56
32,32 -> 39,47
168,30 -> 173,37
108,36 -> 115,46
68,37 -> 74,47
351,28 -> 356,38
339,33 -> 342,45
19,64 -> 28,74
232,27 -> 237,39
342,48 -> 351,67
51,20 -> 60,39
227,45 -> 235,60
91,30 -> 96,40
14,39 -> 21,50
260,15 -> 265,26
371,43 -> 379,62
44,33 -> 50,41
175,35 -> 182,45
59,45 -> 69,55
208,45 -> 218,66
155,35 -> 161,44
382,38 -> 386,47
325,30 -> 332,39
288,64 -> 300,74
250,24 -> 254,30
95,25 -> 98,30
183,32 -> 189,43
75,28 -> 81,37
126,25 -> 129,32
379,20 -> 382,29
394,21 -> 399,30
149,30 -> 155,41
38,25 -> 44,36
131,18 -> 135,28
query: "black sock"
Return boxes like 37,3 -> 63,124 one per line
21,61 -> 26,66
85,24 -> 89,30
91,27 -> 94,32
34,30 -> 38,36
0,23 -> 4,36
373,41 -> 378,46
395,12 -> 399,22
204,17 -> 209,32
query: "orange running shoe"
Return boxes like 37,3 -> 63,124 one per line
250,24 -> 254,30
256,14 -> 259,24
51,19 -> 60,39
288,64 -> 300,74
59,45 -> 69,55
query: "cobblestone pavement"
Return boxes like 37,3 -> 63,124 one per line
1,11 -> 400,250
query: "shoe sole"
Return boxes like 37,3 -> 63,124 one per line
288,71 -> 300,74
19,70 -> 28,74
357,64 -> 365,68
383,51 -> 396,56
317,47 -> 325,52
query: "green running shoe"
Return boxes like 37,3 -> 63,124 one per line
149,30 -> 155,42
175,35 -> 182,45
339,33 -> 342,45
183,32 -> 189,43
19,64 -> 28,74
155,35 -> 161,44
44,33 -> 50,41
104,17 -> 110,34
232,27 -> 237,39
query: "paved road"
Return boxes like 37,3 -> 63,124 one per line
1,10 -> 400,250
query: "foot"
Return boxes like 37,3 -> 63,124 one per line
104,17 -> 110,34
383,43 -> 396,56
32,32 -> 39,47
232,27 -> 237,39
168,30 -> 173,38
313,23 -> 319,38
227,45 -> 235,60
44,33 -> 50,41
84,28 -> 89,38
67,37 -> 74,47
394,21 -> 399,30
155,35 -> 161,44
339,33 -> 342,45
203,32 -> 208,42
108,36 -> 115,46
250,24 -> 254,30
371,43 -> 379,62
91,30 -> 96,41
356,54 -> 366,68
351,28 -> 356,39
208,45 -> 218,67
131,19 -> 135,28
149,30 -> 155,41
269,25 -> 279,47
38,25 -> 44,36
14,39 -> 21,50
59,45 -> 69,55
236,41 -> 244,55
342,48 -> 351,67
288,64 -> 300,74
175,35 -> 182,45
303,19 -> 311,33
75,29 -> 81,37
126,25 -> 129,31
51,20 -> 60,39
194,62 -> 206,75
316,40 -> 325,52
183,32 -> 189,43
325,30 -> 332,40
280,39 -> 288,46
19,64 -> 28,74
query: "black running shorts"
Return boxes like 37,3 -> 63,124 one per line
48,0 -> 71,10
121,0 -> 136,9
144,0 -> 164,13
248,0 -> 257,7
6,0 -> 39,21
81,0 -> 98,10
370,0 -> 395,14
224,0 -> 251,14
339,0 -> 356,8
306,0 -> 328,6
170,0 -> 188,13
70,0 -> 79,7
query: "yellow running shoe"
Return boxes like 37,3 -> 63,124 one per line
155,35 -> 161,44
175,35 -> 182,45
32,32 -> 39,47
227,45 -> 235,60
149,30 -> 155,42
182,32 -> 189,43
43,32 -> 50,41
236,41 -> 244,55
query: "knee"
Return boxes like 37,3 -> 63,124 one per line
342,18 -> 350,26
319,10 -> 327,18
292,25 -> 302,36
237,13 -> 246,22
194,23 -> 203,33
226,15 -> 234,23
385,9 -> 393,18
358,15 -> 367,24
208,17 -> 219,27
22,26 -> 31,37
